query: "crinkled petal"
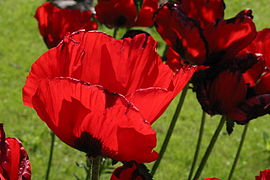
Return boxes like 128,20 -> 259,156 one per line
32,77 -> 158,163
127,65 -> 197,124
23,31 -> 175,107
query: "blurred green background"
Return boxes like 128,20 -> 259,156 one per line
0,0 -> 270,179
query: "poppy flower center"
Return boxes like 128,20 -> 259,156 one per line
74,132 -> 102,157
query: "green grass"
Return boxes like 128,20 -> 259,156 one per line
0,0 -> 270,179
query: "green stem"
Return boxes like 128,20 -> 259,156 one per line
227,124 -> 249,180
85,157 -> 93,180
113,28 -> 119,39
192,116 -> 226,180
187,111 -> 206,180
91,156 -> 101,180
151,85 -> 189,176
45,132 -> 55,180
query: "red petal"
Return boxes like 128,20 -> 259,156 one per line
180,0 -> 225,28
0,125 -> 31,180
23,31 -> 175,107
154,2 -> 207,65
35,2 -> 97,48
243,29 -> 270,68
165,48 -> 184,72
256,169 -> 270,180
95,0 -> 137,28
205,9 -> 257,60
242,59 -> 266,87
255,73 -> 270,94
32,78 -> 158,163
135,0 -> 158,27
127,65 -> 196,124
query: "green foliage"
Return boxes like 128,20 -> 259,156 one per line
0,0 -> 270,180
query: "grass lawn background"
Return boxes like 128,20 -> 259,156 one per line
0,0 -> 270,179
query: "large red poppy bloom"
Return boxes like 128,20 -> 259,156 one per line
23,31 -> 196,162
203,178 -> 222,180
193,29 -> 270,123
154,1 -> 257,66
256,169 -> 270,180
0,124 -> 31,180
95,0 -> 158,28
35,2 -> 98,48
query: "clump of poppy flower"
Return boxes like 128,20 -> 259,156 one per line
95,0 -> 158,28
23,30 -> 196,163
0,124 -> 31,180
154,1 -> 256,66
35,2 -> 98,48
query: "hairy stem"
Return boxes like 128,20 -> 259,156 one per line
192,116 -> 226,180
151,85 -> 189,176
45,132 -> 55,180
187,111 -> 206,180
227,124 -> 249,180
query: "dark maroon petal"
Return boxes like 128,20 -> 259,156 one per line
180,0 -> 225,28
111,162 -> 152,180
227,94 -> 270,124
154,2 -> 208,65
95,0 -> 137,28
194,70 -> 247,115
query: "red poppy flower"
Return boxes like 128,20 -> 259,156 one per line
0,124 -> 31,180
95,0 -> 158,28
203,178 -> 222,180
111,162 -> 151,180
154,1 -> 256,65
23,31 -> 196,162
35,2 -> 98,48
256,169 -> 270,180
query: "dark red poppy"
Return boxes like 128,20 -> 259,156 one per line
0,124 -> 31,180
23,31 -> 196,162
154,1 -> 256,65
203,178 -> 222,180
193,29 -> 270,123
111,162 -> 152,180
256,169 -> 270,180
95,0 -> 158,28
35,2 -> 98,48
